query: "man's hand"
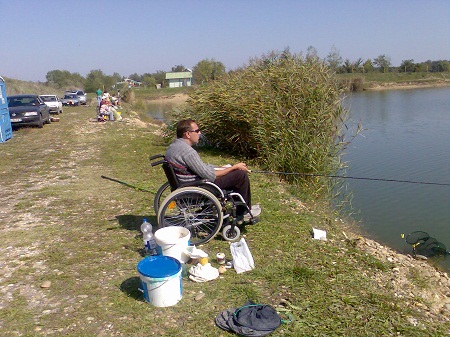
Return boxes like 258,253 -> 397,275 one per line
232,162 -> 250,172
215,162 -> 250,177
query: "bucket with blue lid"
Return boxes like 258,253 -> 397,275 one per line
137,255 -> 182,307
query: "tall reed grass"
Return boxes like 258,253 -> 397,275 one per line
165,51 -> 353,195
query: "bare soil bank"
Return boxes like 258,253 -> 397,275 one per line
365,80 -> 450,91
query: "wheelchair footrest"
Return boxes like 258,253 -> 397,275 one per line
248,217 -> 260,225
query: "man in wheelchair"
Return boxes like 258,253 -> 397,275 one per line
165,119 -> 261,223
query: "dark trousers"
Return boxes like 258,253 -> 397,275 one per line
214,170 -> 251,215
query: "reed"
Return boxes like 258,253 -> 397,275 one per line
166,50 -> 351,195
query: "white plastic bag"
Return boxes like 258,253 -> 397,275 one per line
230,238 -> 254,273
312,228 -> 327,241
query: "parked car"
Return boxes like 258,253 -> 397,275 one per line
61,93 -> 80,106
7,94 -> 51,128
39,94 -> 63,114
65,89 -> 86,105
74,90 -> 87,105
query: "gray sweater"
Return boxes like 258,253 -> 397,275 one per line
165,138 -> 216,182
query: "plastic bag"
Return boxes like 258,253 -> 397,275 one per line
230,238 -> 254,273
312,228 -> 327,241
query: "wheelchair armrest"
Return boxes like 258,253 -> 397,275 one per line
178,179 -> 208,188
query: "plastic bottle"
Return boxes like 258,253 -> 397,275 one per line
141,218 -> 158,256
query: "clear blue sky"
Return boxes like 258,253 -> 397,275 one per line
1,0 -> 448,82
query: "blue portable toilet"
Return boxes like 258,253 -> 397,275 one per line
0,76 -> 12,142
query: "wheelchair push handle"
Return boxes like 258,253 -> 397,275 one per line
151,160 -> 165,167
149,154 -> 164,161
150,154 -> 165,167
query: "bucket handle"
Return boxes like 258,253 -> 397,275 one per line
159,243 -> 179,252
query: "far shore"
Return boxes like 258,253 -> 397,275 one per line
365,80 -> 449,91
147,93 -> 189,104
147,81 -> 449,104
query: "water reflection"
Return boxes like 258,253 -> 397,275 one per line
145,101 -> 181,122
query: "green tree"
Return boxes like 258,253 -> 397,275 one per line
326,46 -> 343,72
373,54 -> 391,73
85,70 -> 122,92
171,65 -> 186,72
400,59 -> 415,72
362,59 -> 374,73
142,74 -> 157,88
46,70 -> 85,89
432,60 -> 449,72
153,70 -> 166,87
85,69 -> 106,92
353,58 -> 364,73
103,75 -> 117,91
128,73 -> 142,82
111,72 -> 122,83
341,59 -> 353,73
192,58 -> 226,85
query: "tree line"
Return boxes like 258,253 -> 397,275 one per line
323,45 -> 449,74
45,47 -> 449,92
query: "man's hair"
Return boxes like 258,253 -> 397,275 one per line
176,119 -> 196,138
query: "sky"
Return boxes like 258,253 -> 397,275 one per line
1,0 -> 448,82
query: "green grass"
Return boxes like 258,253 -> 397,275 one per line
0,103 -> 448,336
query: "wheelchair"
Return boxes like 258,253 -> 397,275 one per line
150,154 -> 258,245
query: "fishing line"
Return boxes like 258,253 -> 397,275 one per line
101,175 -> 155,193
250,170 -> 450,186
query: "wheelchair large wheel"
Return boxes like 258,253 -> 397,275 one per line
157,187 -> 223,245
153,181 -> 171,214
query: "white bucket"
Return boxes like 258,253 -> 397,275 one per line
155,227 -> 191,263
137,256 -> 182,307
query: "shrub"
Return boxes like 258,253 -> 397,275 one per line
351,77 -> 365,91
122,88 -> 135,104
166,50 -> 351,195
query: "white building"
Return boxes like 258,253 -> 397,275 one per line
165,70 -> 192,88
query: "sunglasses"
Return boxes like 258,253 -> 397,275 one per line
188,129 -> 201,133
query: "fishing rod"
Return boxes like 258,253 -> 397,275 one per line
101,175 -> 156,193
250,170 -> 450,187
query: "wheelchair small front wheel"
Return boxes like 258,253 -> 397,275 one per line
222,225 -> 240,242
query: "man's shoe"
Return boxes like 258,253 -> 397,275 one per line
236,205 -> 262,225
243,205 -> 262,222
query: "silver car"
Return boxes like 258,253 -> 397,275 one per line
65,90 -> 86,105
61,93 -> 80,106
39,95 -> 63,114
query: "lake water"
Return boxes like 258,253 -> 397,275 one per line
342,87 -> 449,271
146,87 -> 450,271
145,101 -> 180,121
